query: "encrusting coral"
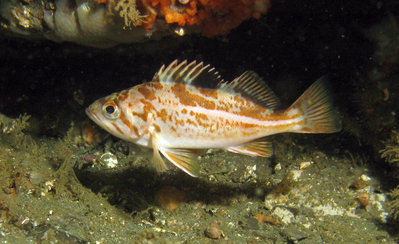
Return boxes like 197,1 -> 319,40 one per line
98,0 -> 270,36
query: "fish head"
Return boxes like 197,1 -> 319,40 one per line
86,90 -> 148,143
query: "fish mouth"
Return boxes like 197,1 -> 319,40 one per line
85,106 -> 100,123
86,106 -> 112,133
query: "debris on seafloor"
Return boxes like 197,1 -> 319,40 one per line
254,213 -> 277,225
0,0 -> 270,47
269,170 -> 302,196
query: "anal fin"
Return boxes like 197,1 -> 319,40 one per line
227,138 -> 273,157
159,148 -> 200,177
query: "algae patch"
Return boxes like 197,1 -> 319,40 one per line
0,114 -> 148,242
380,131 -> 399,223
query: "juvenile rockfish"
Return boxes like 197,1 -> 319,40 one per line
86,60 -> 341,177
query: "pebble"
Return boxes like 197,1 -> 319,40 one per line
350,179 -> 368,190
155,186 -> 187,211
204,221 -> 222,239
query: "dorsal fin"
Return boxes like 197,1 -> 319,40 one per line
152,60 -> 224,86
218,71 -> 280,109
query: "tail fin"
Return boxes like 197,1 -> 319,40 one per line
288,77 -> 341,134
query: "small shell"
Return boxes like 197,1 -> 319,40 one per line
350,179 -> 367,190
299,161 -> 313,170
357,193 -> 369,209
99,152 -> 118,168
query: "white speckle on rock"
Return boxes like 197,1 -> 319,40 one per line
274,163 -> 282,171
272,207 -> 294,225
289,170 -> 302,181
360,174 -> 371,181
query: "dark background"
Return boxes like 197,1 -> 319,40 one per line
0,0 -> 385,117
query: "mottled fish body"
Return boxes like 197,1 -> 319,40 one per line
86,60 -> 341,176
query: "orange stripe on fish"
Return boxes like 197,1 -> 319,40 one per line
86,60 -> 341,177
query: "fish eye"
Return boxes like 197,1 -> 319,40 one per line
106,105 -> 115,114
102,102 -> 120,120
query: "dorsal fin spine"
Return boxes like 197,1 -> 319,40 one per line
178,61 -> 195,81
154,60 -> 224,87
167,60 -> 185,82
175,61 -> 189,81
165,60 -> 179,82
184,62 -> 203,83
159,61 -> 171,82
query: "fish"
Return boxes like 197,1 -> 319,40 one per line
86,60 -> 341,177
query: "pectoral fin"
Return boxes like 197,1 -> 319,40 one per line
227,138 -> 273,157
159,147 -> 200,177
151,135 -> 168,173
